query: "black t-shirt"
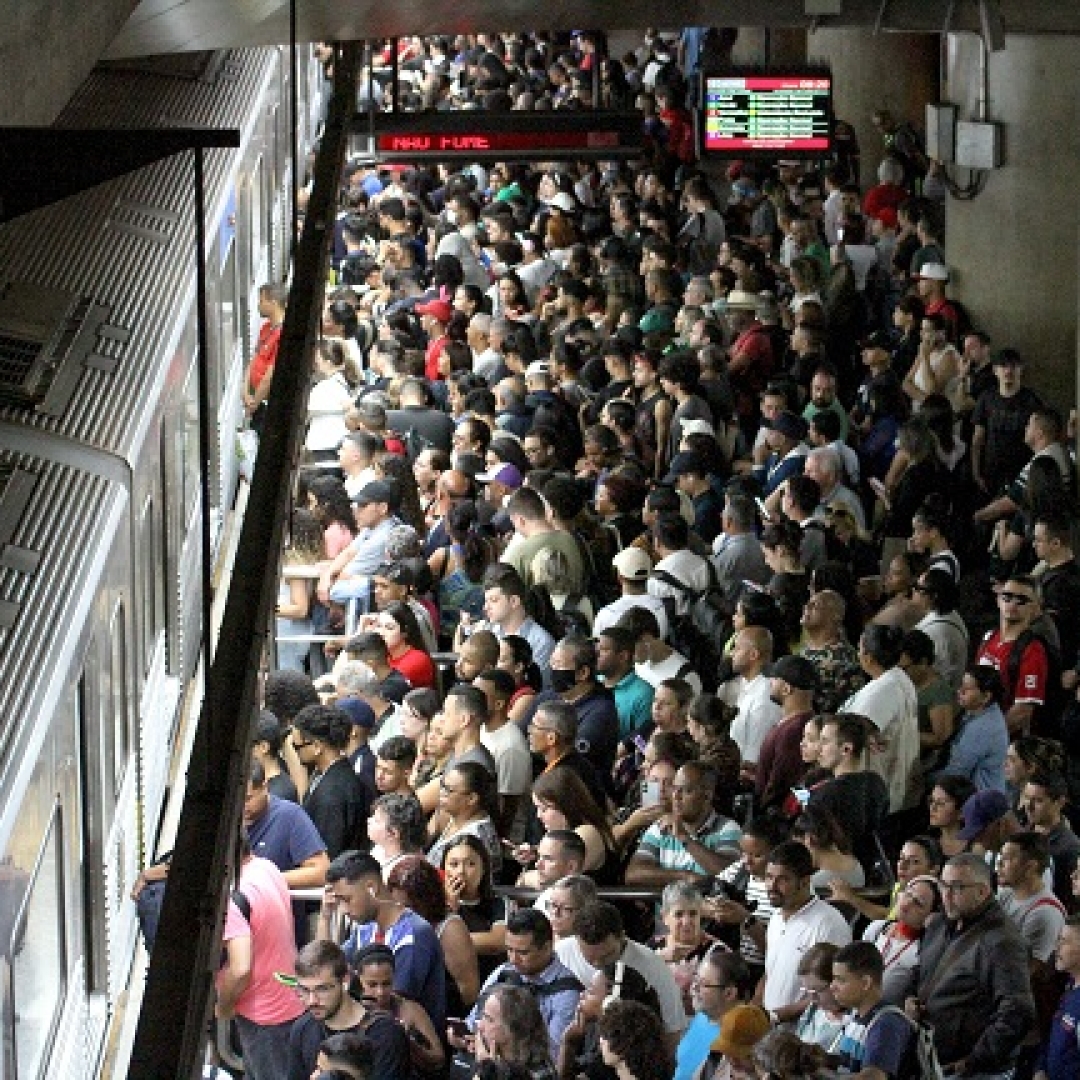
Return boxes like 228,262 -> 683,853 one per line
303,757 -> 371,859
288,1007 -> 410,1080
1042,561 -> 1080,666
972,386 -> 1042,493
808,771 -> 889,866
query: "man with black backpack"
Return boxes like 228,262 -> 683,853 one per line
977,575 -> 1060,737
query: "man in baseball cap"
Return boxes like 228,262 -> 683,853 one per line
592,547 -> 670,643
416,298 -> 453,381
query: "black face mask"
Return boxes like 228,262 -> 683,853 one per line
549,668 -> 577,694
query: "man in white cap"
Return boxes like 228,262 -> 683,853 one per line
593,547 -> 670,641
914,261 -> 960,343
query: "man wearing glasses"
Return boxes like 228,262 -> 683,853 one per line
976,575 -> 1052,736
674,950 -> 751,1080
286,939 -> 409,1080
910,853 -> 1035,1080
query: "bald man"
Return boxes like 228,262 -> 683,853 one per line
727,627 -> 782,776
798,590 -> 867,714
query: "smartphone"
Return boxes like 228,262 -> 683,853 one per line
837,226 -> 845,243
632,734 -> 648,754
642,781 -> 661,807
791,786 -> 811,807
447,1018 -> 470,1039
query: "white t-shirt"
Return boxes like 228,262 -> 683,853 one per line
556,937 -> 688,1035
594,593 -> 671,642
843,667 -> 920,813
731,674 -> 783,765
649,549 -> 714,616
480,720 -> 532,796
636,652 -> 703,697
306,372 -> 353,451
763,897 -> 852,1011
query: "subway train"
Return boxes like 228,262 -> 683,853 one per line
0,45 -> 324,1080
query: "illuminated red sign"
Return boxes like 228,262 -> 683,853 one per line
375,130 -> 622,155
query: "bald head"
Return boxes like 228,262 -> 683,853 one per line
441,469 -> 472,501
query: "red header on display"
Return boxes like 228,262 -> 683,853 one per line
376,129 -> 621,155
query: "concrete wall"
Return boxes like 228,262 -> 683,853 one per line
943,33 -> 1080,408
0,0 -> 138,124
808,27 -> 939,187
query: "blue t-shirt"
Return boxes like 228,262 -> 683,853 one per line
247,795 -> 327,871
675,1012 -> 720,1080
346,908 -> 447,1028
834,1003 -> 911,1078
1040,984 -> 1080,1080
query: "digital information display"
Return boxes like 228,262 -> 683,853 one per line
702,75 -> 832,156
360,111 -> 644,162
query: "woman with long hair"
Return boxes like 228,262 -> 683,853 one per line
306,473 -> 357,558
441,834 -> 506,980
529,769 -> 620,884
793,807 -> 865,892
474,985 -> 557,1080
373,452 -> 426,536
387,855 -> 479,1014
492,271 -> 532,320
377,601 -> 436,688
276,508 -> 325,671
497,636 -> 543,726
429,500 -> 495,644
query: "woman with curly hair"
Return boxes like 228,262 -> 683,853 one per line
305,473 -> 357,558
597,999 -> 671,1080
387,855 -> 479,1014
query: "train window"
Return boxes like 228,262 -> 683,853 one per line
250,155 -> 265,271
219,239 -> 238,385
138,496 -> 164,672
10,806 -> 65,1080
109,601 -> 129,796
180,362 -> 200,519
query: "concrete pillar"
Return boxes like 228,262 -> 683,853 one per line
943,34 -> 1080,409
808,28 -> 939,189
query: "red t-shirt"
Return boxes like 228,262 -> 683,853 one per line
390,646 -> 436,689
248,320 -> 282,392
977,630 -> 1048,710
424,334 -> 448,382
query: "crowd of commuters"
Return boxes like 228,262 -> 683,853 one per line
215,26 -> 1080,1080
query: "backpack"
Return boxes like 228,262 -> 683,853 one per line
138,871 -> 250,957
830,1004 -> 924,1080
648,561 -> 732,693
1006,621 -> 1063,737
495,968 -> 584,999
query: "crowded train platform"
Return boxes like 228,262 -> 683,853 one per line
161,26 -> 1080,1080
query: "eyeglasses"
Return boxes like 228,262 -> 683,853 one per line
902,887 -> 932,909
294,982 -> 338,999
999,592 -> 1034,605
912,583 -> 931,593
939,880 -> 982,892
928,798 -> 953,809
691,976 -> 726,989
292,738 -> 314,749
549,903 -> 579,916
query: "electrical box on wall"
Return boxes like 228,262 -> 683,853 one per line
926,103 -> 957,163
956,120 -> 1003,169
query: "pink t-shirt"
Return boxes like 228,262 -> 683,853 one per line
219,856 -> 304,1025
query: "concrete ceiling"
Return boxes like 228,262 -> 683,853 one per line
105,0 -> 1080,58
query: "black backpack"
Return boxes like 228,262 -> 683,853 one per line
495,967 -> 584,999
649,561 -> 732,692
1005,622 -> 1063,738
138,872 -> 250,957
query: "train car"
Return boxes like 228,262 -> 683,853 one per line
0,44 -> 324,1080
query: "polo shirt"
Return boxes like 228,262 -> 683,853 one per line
764,897 -> 852,1011
635,809 -> 742,875
246,795 -> 327,872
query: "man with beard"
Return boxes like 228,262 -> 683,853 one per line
286,939 -> 410,1080
761,841 -> 851,1024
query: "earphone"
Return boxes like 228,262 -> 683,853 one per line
602,960 -> 626,1011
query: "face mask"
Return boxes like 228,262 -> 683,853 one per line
445,207 -> 458,225
550,668 -> 577,693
